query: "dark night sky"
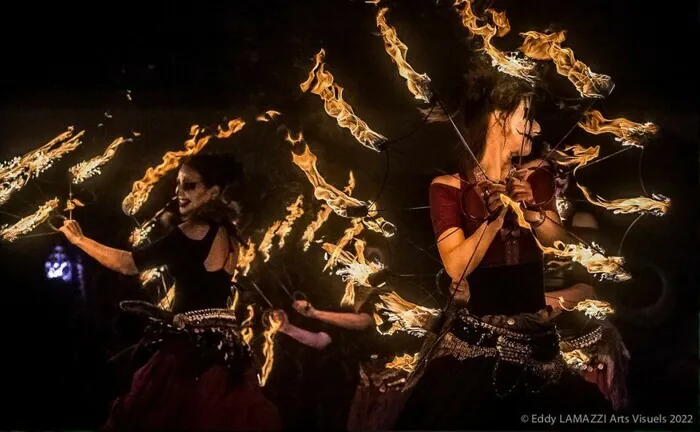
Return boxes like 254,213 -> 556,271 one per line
0,0 -> 697,428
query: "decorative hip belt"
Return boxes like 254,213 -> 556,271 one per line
433,308 -> 565,398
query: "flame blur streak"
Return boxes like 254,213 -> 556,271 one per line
158,285 -> 176,311
122,119 -> 245,216
139,266 -> 167,286
519,31 -> 612,98
1,128 -> 84,206
286,131 -> 395,237
499,194 -> 631,281
276,195 -> 305,248
69,136 -> 132,184
229,287 -> 240,311
301,171 -> 355,252
375,291 -> 440,337
241,305 -> 255,346
384,352 -> 420,373
256,110 -> 282,123
300,49 -> 387,151
578,110 -> 658,147
454,0 -> 536,82
376,7 -> 433,103
559,298 -> 615,320
259,312 -> 283,387
323,219 -> 365,272
0,198 -> 60,242
561,349 -> 591,370
553,144 -> 600,170
64,198 -> 85,212
233,238 -> 256,281
323,238 -> 384,307
129,222 -> 155,248
578,184 -> 670,216
258,221 -> 282,263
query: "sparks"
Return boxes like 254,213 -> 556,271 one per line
376,7 -> 432,103
519,31 -> 612,98
121,118 -> 245,216
300,49 -> 387,151
259,312 -> 283,387
578,110 -> 658,147
375,291 -> 440,337
454,0 -> 536,82
578,184 -> 670,216
69,136 -> 132,184
0,198 -> 60,242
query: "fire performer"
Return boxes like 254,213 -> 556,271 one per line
59,153 -> 281,431
395,58 -> 611,429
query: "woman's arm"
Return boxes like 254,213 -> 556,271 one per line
60,219 -> 138,275
279,324 -> 332,350
292,300 -> 374,331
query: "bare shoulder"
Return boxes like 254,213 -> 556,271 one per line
431,174 -> 461,189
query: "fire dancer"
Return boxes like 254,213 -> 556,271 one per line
59,153 -> 281,431
395,57 -> 611,429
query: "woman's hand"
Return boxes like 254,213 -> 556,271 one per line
292,300 -> 317,319
449,278 -> 471,304
58,219 -> 85,245
271,309 -> 289,331
478,181 -> 507,214
508,177 -> 535,205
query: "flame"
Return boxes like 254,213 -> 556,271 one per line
129,221 -> 155,247
454,0 -> 536,82
139,266 -> 167,286
559,298 -> 615,320
519,31 -> 612,98
241,305 -> 255,346
499,194 -> 631,281
256,110 -> 282,122
384,352 -> 420,373
229,287 -> 240,311
64,198 -> 85,212
158,285 -> 176,311
287,132 -> 396,237
301,171 -> 355,251
258,221 -> 282,263
0,198 -> 60,241
553,144 -> 600,170
121,119 -> 245,215
376,7 -> 432,103
1,128 -> 84,206
259,312 -> 283,386
233,238 -> 257,281
375,291 -> 439,337
276,195 -> 304,248
578,110 -> 658,147
323,238 -> 384,307
562,349 -> 591,370
300,49 -> 387,151
578,183 -> 670,216
69,136 -> 132,184
323,219 -> 365,271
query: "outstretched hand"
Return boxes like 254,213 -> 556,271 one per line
292,300 -> 317,318
59,219 -> 85,245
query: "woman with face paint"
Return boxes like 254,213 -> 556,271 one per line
60,153 -> 281,431
394,57 -> 611,430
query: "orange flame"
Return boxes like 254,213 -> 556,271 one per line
122,119 -> 245,215
287,132 -> 396,237
499,194 -> 630,281
323,238 -> 384,307
384,352 -> 420,373
139,266 -> 166,286
64,198 -> 85,212
259,312 -> 283,386
375,291 -> 439,336
376,7 -> 432,103
276,195 -> 305,248
258,221 -> 282,263
323,219 -> 365,272
553,144 -> 600,170
229,287 -> 240,311
256,110 -> 282,122
233,238 -> 257,281
129,222 -> 155,247
158,285 -> 176,311
454,0 -> 536,82
0,198 -> 60,241
69,136 -> 132,184
578,184 -> 670,216
300,49 -> 387,151
520,31 -> 612,98
562,349 -> 591,370
559,298 -> 614,320
241,305 -> 255,346
302,171 -> 355,251
578,110 -> 658,147
1,128 -> 84,206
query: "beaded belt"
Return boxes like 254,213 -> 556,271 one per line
432,309 -> 565,398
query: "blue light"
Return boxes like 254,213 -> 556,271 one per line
45,245 -> 73,282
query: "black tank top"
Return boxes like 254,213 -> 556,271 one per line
132,223 -> 233,313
